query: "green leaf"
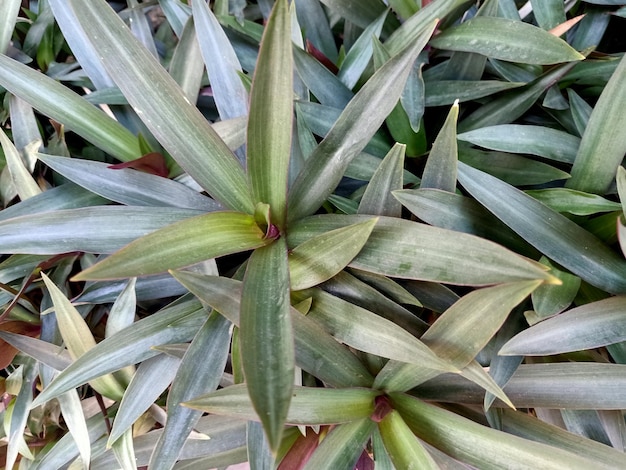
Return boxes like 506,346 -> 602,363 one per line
247,0 -> 292,227
430,17 -> 585,65
374,281 -> 541,392
415,363 -> 626,410
110,429 -> 136,470
66,0 -> 254,212
319,0 -> 388,31
421,101 -> 459,192
240,238 -> 294,452
149,311 -> 231,470
293,0 -> 337,62
293,288 -> 457,372
289,218 -> 378,290
302,418 -> 376,470
56,390 -> 91,469
567,54 -> 626,193
457,162 -> 626,294
457,125 -> 581,163
287,20 -> 437,221
192,0 -> 247,121
38,155 -> 220,211
41,273 -> 125,400
0,129 -> 41,200
184,384 -> 377,425
525,188 -> 621,216
169,272 -> 374,388
169,18 -> 204,105
0,55 -> 139,163
530,258 -> 581,320
288,215 -> 555,286
530,0 -> 566,30
73,211 -> 269,280
0,0 -> 20,54
458,62 -> 578,133
424,80 -> 524,107
357,144 -> 405,217
30,298 -> 206,407
378,409 -> 439,470
500,296 -> 626,356
391,392 -> 612,470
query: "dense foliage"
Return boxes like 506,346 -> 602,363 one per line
1,0 -> 626,468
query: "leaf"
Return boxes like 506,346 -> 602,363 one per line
169,271 -> 374,388
421,100 -> 459,192
391,392 -> 612,470
357,144 -> 405,218
0,206 -> 204,255
289,218 -> 378,290
0,129 -> 41,200
30,298 -> 206,407
530,258 -> 581,319
72,211 -> 269,280
240,238 -> 294,452
247,0 -> 292,227
0,332 -> 71,371
378,409 -> 439,470
500,296 -> 626,356
0,55 -> 138,162
109,354 -> 181,445
41,273 -> 125,400
57,390 -> 91,469
293,0 -> 337,62
457,162 -> 626,294
293,288 -> 457,372
415,363 -> 626,410
430,16 -> 585,65
302,418 -> 376,470
66,0 -> 254,213
149,311 -> 231,470
457,125 -> 581,163
567,54 -> 626,193
185,384 -> 377,425
530,0 -> 566,30
424,80 -> 524,107
288,215 -> 555,286
38,155 -> 220,211
192,0 -> 247,121
0,0 -> 20,54
287,20 -> 437,221
337,11 -> 387,89
524,188 -> 621,216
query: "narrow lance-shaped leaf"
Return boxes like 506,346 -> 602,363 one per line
287,20 -> 438,221
429,16 -> 585,65
66,0 -> 254,213
567,54 -> 626,193
0,55 -> 139,163
184,384 -> 378,425
421,100 -> 459,192
0,0 -> 20,53
72,212 -> 270,281
41,273 -> 125,400
457,162 -> 626,294
240,238 -> 294,452
248,0 -> 292,228
358,143 -> 405,217
500,296 -> 626,356
0,129 -> 41,200
289,218 -> 378,290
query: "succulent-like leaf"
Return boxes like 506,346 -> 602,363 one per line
430,16 -> 585,64
378,409 -> 439,470
73,212 -> 269,280
457,125 -> 580,163
247,0 -> 292,227
500,296 -> 626,356
567,54 -> 626,193
169,271 -> 374,388
288,215 -> 555,286
391,392 -> 613,470
30,298 -> 206,407
358,143 -> 405,217
457,162 -> 626,294
41,273 -> 126,400
288,20 -> 437,221
184,384 -> 377,425
421,100 -> 459,192
66,0 -> 255,212
289,218 -> 378,290
240,238 -> 294,452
